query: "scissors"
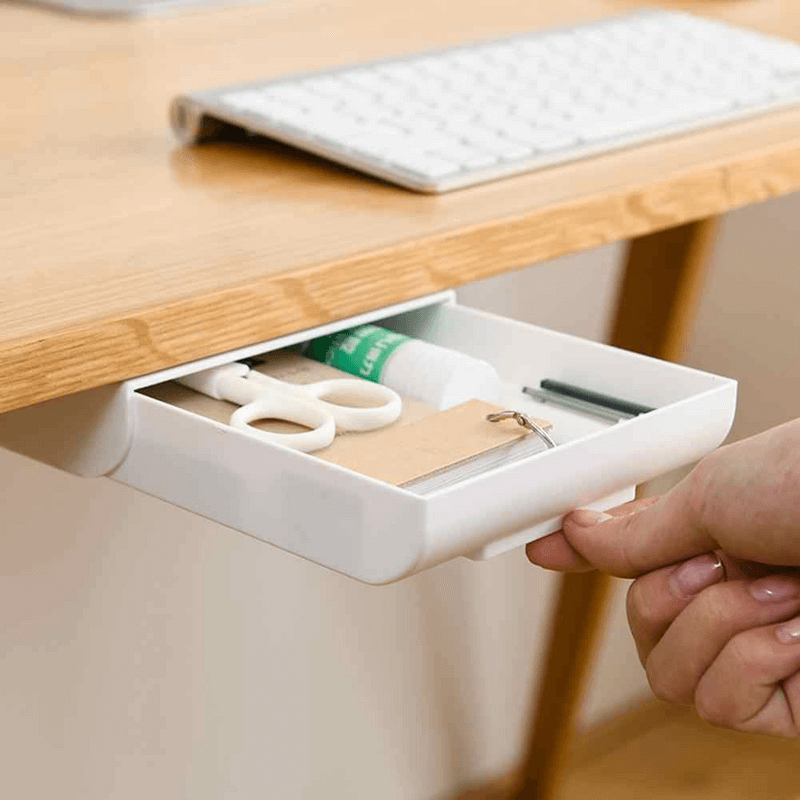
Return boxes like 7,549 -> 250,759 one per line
177,362 -> 402,453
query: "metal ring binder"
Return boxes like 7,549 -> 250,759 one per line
486,410 -> 557,450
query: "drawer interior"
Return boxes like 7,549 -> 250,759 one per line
137,300 -> 731,496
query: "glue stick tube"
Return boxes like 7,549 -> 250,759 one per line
303,324 -> 500,410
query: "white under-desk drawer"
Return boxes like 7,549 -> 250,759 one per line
0,292 -> 736,584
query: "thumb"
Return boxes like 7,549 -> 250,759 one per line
559,478 -> 716,578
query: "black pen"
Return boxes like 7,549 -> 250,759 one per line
539,379 -> 655,417
522,386 -> 630,423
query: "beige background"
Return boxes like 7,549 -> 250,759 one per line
2,193 -> 799,799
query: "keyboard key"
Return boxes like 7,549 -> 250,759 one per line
580,98 -> 735,142
759,42 -> 800,73
407,131 -> 463,150
773,78 -> 800,97
529,129 -> 580,151
393,154 -> 461,178
730,83 -> 776,105
431,143 -> 498,169
301,114 -> 366,140
491,118 -> 542,139
262,85 -> 319,106
222,90 -> 269,109
460,129 -> 534,157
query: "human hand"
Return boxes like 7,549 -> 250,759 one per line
527,419 -> 800,736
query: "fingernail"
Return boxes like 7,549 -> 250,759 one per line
669,553 -> 725,599
776,617 -> 800,644
569,509 -> 613,527
749,575 -> 800,603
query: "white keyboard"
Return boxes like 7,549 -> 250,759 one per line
170,11 -> 800,193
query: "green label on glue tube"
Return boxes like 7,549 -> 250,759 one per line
306,325 -> 410,383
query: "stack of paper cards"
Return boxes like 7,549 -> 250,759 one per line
143,352 -> 552,495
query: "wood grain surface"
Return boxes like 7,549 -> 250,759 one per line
450,700 -> 800,800
4,0 -> 800,413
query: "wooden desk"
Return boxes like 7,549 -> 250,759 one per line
3,2 -> 800,799
3,0 -> 800,414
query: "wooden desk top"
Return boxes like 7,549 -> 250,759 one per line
3,0 -> 800,413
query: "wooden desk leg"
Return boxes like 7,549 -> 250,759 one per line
510,217 -> 720,800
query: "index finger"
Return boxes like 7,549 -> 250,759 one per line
556,474 -> 715,578
526,497 -> 659,571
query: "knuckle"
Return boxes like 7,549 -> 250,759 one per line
695,631 -> 767,727
625,578 -> 642,621
612,515 -> 647,578
726,627 -> 769,673
725,631 -> 752,669
686,454 -> 719,541
626,578 -> 661,630
694,686 -> 725,726
645,659 -> 683,705
690,581 -> 736,626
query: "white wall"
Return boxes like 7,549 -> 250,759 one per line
3,194 -> 799,800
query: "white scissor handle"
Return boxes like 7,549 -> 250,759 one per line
247,372 -> 402,432
177,364 -> 336,452
229,394 -> 336,453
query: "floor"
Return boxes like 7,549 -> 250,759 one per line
449,702 -> 800,800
